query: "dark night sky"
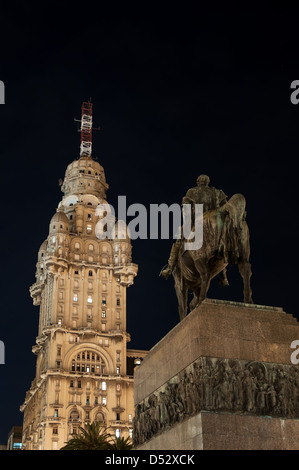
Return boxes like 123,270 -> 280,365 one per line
1,2 -> 299,444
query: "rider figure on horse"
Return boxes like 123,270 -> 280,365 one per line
160,174 -> 229,284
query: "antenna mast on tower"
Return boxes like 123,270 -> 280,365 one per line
75,101 -> 100,159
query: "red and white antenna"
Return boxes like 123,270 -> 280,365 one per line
75,101 -> 100,158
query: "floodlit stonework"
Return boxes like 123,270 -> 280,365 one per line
20,153 -> 147,450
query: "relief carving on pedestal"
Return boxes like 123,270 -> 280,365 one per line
133,357 -> 299,446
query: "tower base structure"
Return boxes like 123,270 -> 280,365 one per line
133,299 -> 299,450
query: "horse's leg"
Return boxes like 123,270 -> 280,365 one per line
173,270 -> 188,320
177,283 -> 188,320
189,288 -> 201,311
193,259 -> 211,304
218,268 -> 229,287
238,259 -> 253,304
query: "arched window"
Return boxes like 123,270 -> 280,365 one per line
69,409 -> 80,422
70,350 -> 106,375
95,412 -> 105,424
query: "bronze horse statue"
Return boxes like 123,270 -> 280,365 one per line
172,193 -> 253,321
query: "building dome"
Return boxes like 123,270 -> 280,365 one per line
49,209 -> 70,233
60,157 -> 109,200
38,240 -> 48,259
39,240 -> 48,251
50,210 -> 69,224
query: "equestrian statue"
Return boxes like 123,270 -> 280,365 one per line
160,175 -> 253,321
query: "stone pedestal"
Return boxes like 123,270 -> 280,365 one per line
133,299 -> 299,450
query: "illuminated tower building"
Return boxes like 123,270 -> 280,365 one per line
20,102 -> 146,450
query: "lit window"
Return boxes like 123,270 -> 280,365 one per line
13,443 -> 22,449
87,224 -> 92,233
116,384 -> 121,392
102,381 -> 107,391
73,294 -> 78,302
115,429 -> 121,438
128,414 -> 132,422
87,296 -> 92,304
129,429 -> 133,439
101,311 -> 106,318
102,397 -> 107,405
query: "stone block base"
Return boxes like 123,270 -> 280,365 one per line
133,299 -> 299,450
137,412 -> 299,450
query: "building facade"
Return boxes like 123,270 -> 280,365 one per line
20,103 -> 146,450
